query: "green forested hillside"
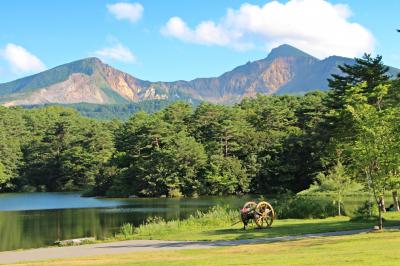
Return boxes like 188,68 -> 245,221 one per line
24,99 -> 201,120
0,58 -> 100,96
1,54 -> 399,200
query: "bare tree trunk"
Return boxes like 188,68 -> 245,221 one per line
392,191 -> 400,212
367,169 -> 383,229
338,200 -> 341,216
379,195 -> 386,213
373,192 -> 384,229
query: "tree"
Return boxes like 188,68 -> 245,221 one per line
190,103 -> 247,156
387,171 -> 400,212
307,156 -> 355,216
164,132 -> 207,196
240,95 -> 306,193
24,112 -> 78,190
112,112 -> 173,196
112,111 -> 208,197
161,101 -> 193,132
61,121 -> 115,190
288,91 -> 328,191
0,162 -> 6,187
19,107 -> 115,192
316,53 -> 400,221
0,107 -> 25,191
204,155 -> 249,195
322,54 -> 392,169
345,86 -> 400,229
326,54 -> 390,111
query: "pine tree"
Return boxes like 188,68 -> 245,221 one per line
326,54 -> 390,111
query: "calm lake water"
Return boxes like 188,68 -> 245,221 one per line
0,193 -> 255,251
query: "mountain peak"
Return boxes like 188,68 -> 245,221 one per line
77,57 -> 103,65
0,57 -> 110,99
267,44 -> 316,60
62,57 -> 104,70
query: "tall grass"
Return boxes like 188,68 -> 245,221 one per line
115,206 -> 239,240
115,198 -> 343,240
120,223 -> 135,239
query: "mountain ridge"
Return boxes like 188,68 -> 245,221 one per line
1,44 -> 399,106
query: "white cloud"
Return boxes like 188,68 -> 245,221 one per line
161,17 -> 230,46
107,2 -> 143,23
94,43 -> 136,63
161,0 -> 375,58
0,43 -> 46,74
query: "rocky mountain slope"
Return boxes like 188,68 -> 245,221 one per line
0,44 -> 398,106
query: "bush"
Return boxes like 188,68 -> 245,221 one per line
145,216 -> 166,225
350,200 -> 378,221
270,195 -> 342,219
167,188 -> 183,198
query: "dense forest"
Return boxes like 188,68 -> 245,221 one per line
0,54 -> 399,201
24,99 -> 202,120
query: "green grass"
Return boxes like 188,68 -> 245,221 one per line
111,206 -> 400,241
13,230 -> 400,266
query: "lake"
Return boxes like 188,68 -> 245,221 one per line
0,193 -> 255,251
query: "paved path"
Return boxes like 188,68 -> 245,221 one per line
1,227 -> 398,264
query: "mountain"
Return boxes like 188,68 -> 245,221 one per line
1,44 -> 399,106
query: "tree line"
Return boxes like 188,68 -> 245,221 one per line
0,54 -> 399,211
24,99 -> 200,120
0,91 -> 326,196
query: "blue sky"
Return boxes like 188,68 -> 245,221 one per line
0,0 -> 399,83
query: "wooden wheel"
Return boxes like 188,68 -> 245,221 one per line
240,201 -> 257,229
254,201 -> 275,228
242,201 -> 257,210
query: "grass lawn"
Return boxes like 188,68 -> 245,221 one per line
13,229 -> 400,266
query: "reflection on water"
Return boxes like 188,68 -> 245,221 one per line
0,192 -> 130,211
0,193 -> 254,251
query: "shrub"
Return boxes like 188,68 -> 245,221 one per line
167,188 -> 183,198
350,200 -> 378,221
270,195 -> 342,219
145,216 -> 166,225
